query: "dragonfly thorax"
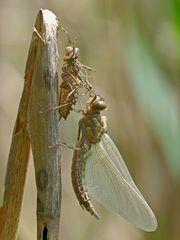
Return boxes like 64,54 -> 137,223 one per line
79,98 -> 107,145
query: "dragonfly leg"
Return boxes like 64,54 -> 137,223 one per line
78,121 -> 86,145
64,86 -> 79,103
39,101 -> 75,114
48,142 -> 81,151
81,64 -> 96,72
77,125 -> 81,141
78,121 -> 90,152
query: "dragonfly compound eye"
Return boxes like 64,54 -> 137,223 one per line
63,46 -> 74,61
72,47 -> 80,59
92,100 -> 107,111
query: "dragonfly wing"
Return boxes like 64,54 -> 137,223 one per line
85,133 -> 157,231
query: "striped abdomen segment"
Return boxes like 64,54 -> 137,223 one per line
71,149 -> 100,219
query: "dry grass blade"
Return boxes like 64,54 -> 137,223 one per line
0,28 -> 33,240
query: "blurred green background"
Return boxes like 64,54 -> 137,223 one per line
0,0 -> 180,239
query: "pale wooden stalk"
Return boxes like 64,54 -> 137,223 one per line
26,9 -> 61,240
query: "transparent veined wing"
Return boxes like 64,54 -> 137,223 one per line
85,133 -> 157,231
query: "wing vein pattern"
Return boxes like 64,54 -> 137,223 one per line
85,133 -> 157,231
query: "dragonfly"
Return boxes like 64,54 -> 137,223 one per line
71,96 -> 157,231
58,24 -> 95,119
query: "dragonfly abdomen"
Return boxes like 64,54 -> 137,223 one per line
59,53 -> 79,119
59,75 -> 78,119
59,46 -> 94,119
71,149 -> 100,219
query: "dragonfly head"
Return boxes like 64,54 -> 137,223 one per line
86,96 -> 107,114
63,46 -> 80,61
